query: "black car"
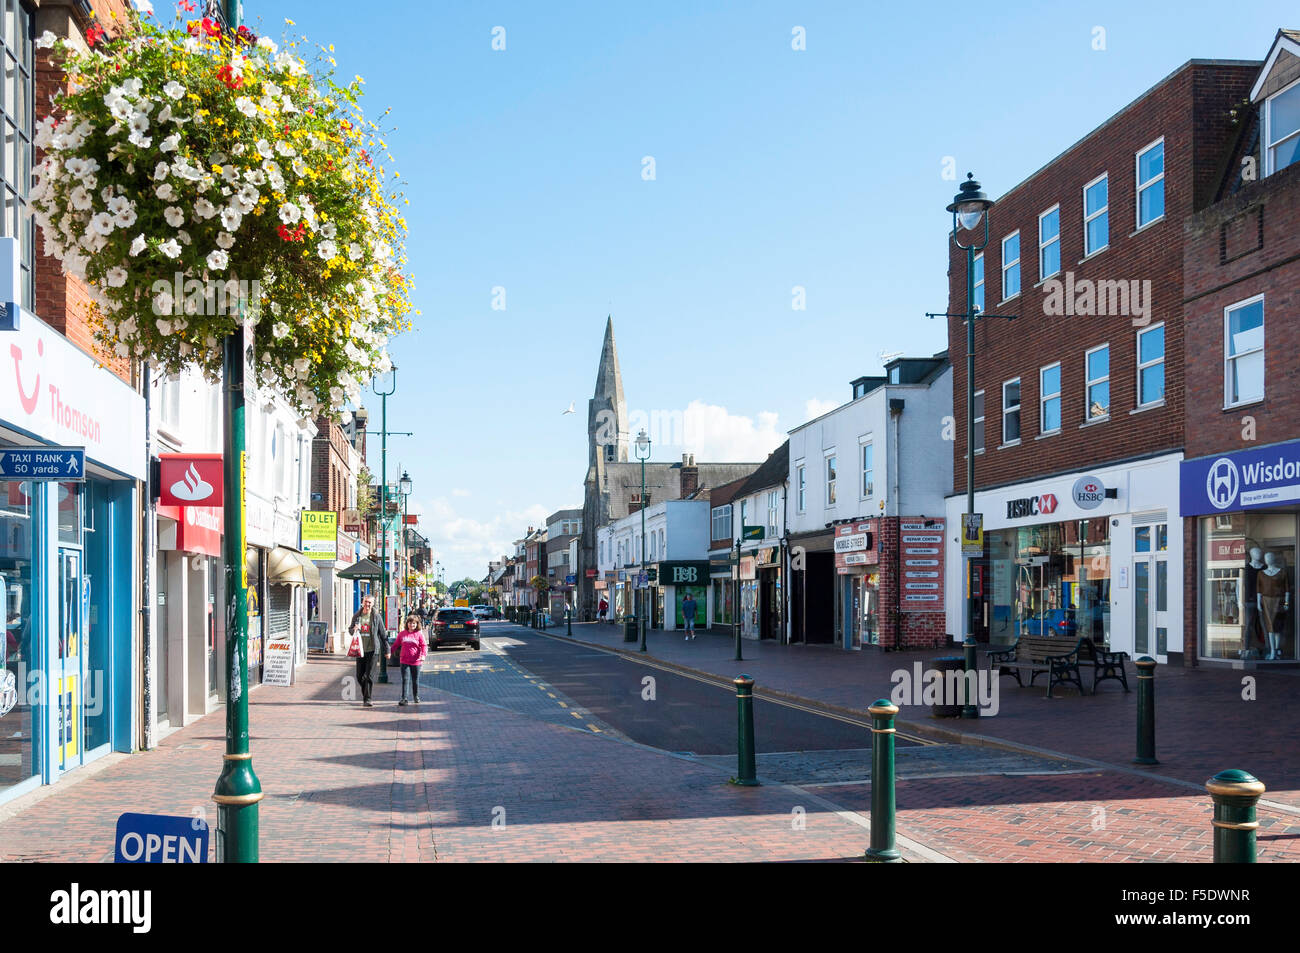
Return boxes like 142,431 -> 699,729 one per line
430,607 -> 481,651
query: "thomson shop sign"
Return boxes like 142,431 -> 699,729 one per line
1181,440 -> 1300,516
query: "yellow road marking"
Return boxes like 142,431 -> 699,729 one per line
587,724 -> 601,732
571,711 -> 582,719
557,702 -> 568,709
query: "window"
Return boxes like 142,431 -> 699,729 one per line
860,441 -> 874,497
1001,231 -> 1020,300
972,390 -> 985,453
825,453 -> 837,506
1136,139 -> 1165,227
712,504 -> 732,540
1002,379 -> 1021,444
1040,363 -> 1061,433
1086,344 -> 1110,419
1265,79 -> 1300,175
159,375 -> 182,431
1137,323 -> 1165,406
1224,296 -> 1264,406
796,464 -> 806,511
1,5 -> 32,309
972,253 -> 984,314
1039,205 -> 1061,279
604,444 -> 614,462
740,500 -> 748,533
767,490 -> 779,535
1084,174 -> 1109,255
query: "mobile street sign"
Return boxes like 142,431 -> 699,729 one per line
114,813 -> 209,863
0,447 -> 85,482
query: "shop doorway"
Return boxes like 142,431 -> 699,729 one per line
1133,521 -> 1169,663
54,549 -> 83,774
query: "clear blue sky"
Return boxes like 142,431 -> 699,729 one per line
247,0 -> 1294,581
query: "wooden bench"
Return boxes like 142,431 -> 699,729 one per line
989,635 -> 1088,698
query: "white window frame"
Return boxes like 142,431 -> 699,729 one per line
712,504 -> 732,540
1001,378 -> 1021,446
1136,322 -> 1165,408
1039,362 -> 1061,434
1264,77 -> 1300,176
859,437 -> 874,498
1135,137 -> 1165,229
1223,294 -> 1265,408
973,253 -> 985,314
1083,173 -> 1109,256
972,389 -> 985,455
767,490 -> 779,536
1085,342 -> 1110,421
1038,204 -> 1061,280
1001,230 -> 1021,301
824,450 -> 837,507
796,463 -> 806,512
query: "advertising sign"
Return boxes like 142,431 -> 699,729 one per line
900,519 -> 945,610
180,505 -> 222,557
658,561 -> 710,584
301,510 -> 338,559
262,637 -> 294,686
0,447 -> 85,482
1181,439 -> 1300,516
834,521 -> 877,569
114,813 -> 208,863
159,453 -> 224,508
961,512 -> 984,556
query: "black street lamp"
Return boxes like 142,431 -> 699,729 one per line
635,428 -> 651,651
947,173 -> 995,719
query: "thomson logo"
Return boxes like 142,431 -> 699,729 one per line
50,883 -> 151,933
1206,458 -> 1239,510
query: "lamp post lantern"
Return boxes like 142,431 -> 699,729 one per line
399,469 -> 412,608
947,173 -> 994,718
634,428 -> 651,651
373,366 -> 397,682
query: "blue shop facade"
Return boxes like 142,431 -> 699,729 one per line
0,313 -> 144,803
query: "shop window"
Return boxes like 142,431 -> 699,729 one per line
1201,513 -> 1295,661
712,579 -> 732,624
0,474 -> 36,798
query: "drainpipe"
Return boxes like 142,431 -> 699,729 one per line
141,363 -> 156,750
890,397 -> 905,651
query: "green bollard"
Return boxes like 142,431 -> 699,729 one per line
730,675 -> 759,786
1134,656 -> 1158,764
961,637 -> 979,719
865,699 -> 902,862
1207,769 -> 1264,863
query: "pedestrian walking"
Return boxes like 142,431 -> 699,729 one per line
392,614 -> 427,706
598,596 -> 609,623
347,594 -> 387,707
682,591 -> 698,640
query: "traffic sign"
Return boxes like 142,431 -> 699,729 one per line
0,446 -> 85,482
114,812 -> 209,863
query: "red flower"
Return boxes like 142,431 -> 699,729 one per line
86,24 -> 107,47
216,64 -> 244,90
277,224 -> 293,242
178,0 -> 196,11
201,17 -> 221,37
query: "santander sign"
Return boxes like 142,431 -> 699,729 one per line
159,454 -> 224,508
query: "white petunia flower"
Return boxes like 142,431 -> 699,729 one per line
153,289 -> 173,315
130,234 -> 147,256
159,134 -> 180,152
177,229 -> 191,245
317,240 -> 337,261
278,202 -> 301,225
235,97 -> 257,118
256,36 -> 277,54
164,206 -> 184,227
157,104 -> 173,124
163,81 -> 185,100
89,212 -> 115,236
194,198 -> 217,219
36,30 -> 56,49
156,318 -> 174,335
156,183 -> 176,201
216,231 -> 235,249
206,249 -> 229,270
220,207 -> 242,231
347,242 -> 363,261
321,222 -> 337,239
129,112 -> 149,135
128,131 -> 152,149
235,184 -> 258,213
70,186 -> 92,211
158,238 -> 182,259
272,322 -> 289,339
256,139 -> 274,160
154,161 -> 170,181
105,266 -> 128,288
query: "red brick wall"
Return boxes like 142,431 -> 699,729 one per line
875,517 -> 947,650
948,62 -> 1257,495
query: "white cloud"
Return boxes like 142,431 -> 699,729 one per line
414,496 -> 549,580
631,400 -> 784,461
804,397 -> 841,421
451,488 -> 470,497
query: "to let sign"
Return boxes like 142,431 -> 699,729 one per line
0,447 -> 85,481
159,453 -> 223,507
114,812 -> 208,863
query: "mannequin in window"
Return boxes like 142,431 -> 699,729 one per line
1257,551 -> 1290,660
1240,547 -> 1265,659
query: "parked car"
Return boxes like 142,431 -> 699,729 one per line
431,607 -> 481,651
471,604 -> 491,619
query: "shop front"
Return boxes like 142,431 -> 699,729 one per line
946,453 -> 1182,663
1181,439 -> 1300,665
756,547 -> 782,641
834,521 -> 878,650
652,560 -> 709,632
0,313 -> 143,804
155,503 -> 222,726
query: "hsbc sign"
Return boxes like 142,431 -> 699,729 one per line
1006,493 -> 1058,520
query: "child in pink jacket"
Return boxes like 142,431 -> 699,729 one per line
393,615 -> 427,706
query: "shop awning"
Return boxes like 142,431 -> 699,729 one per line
267,546 -> 322,588
337,557 -> 382,580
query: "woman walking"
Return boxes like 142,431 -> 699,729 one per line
392,614 -> 428,706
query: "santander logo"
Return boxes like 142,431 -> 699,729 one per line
10,339 -> 42,415
170,463 -> 215,502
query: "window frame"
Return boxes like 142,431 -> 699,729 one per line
1136,322 -> 1166,408
796,463 -> 806,512
712,504 -> 732,540
1001,378 -> 1021,446
1135,137 -> 1165,229
1083,172 -> 1109,257
972,252 -> 985,314
1039,362 -> 1061,435
1085,342 -> 1111,421
1264,76 -> 1300,176
1223,294 -> 1265,409
859,437 -> 874,498
1038,204 -> 1061,281
972,389 -> 985,454
1001,230 -> 1021,301
824,449 -> 837,507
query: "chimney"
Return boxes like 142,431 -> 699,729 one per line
680,452 -> 699,498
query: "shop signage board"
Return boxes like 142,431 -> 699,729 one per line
658,561 -> 709,584
158,453 -> 223,507
585,569 -> 598,578
742,525 -> 765,540
262,637 -> 294,686
1071,476 -> 1106,510
842,552 -> 869,566
301,510 -> 339,559
114,813 -> 208,863
0,446 -> 85,481
834,521 -> 877,569
961,513 -> 984,555
834,533 -> 869,553
1181,439 -> 1300,516
565,573 -> 576,585
900,519 -> 945,610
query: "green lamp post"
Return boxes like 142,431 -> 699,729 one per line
399,469 -> 413,611
635,428 -> 651,651
373,366 -> 397,682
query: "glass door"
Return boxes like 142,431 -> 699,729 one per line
55,548 -> 83,773
1133,523 -> 1169,662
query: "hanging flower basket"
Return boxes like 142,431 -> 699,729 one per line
30,4 -> 415,420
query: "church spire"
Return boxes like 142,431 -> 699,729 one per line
588,315 -> 628,469
593,315 -> 625,404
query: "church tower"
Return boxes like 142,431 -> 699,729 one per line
579,317 -> 627,618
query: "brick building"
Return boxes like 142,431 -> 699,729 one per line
1178,30 -> 1300,667
942,54 -> 1261,666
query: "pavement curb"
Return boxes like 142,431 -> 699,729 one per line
519,624 -> 1300,817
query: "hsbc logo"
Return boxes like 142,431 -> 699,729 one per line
1007,493 -> 1058,519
